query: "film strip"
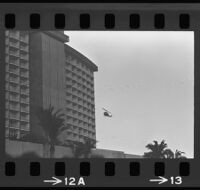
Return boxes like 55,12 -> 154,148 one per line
0,2 -> 199,188
3,12 -> 192,30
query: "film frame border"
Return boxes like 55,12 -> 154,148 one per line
0,3 -> 199,188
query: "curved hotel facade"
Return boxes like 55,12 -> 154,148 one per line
65,45 -> 97,144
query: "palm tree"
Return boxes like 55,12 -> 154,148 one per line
37,105 -> 68,158
163,148 -> 174,159
81,137 -> 96,158
144,140 -> 168,158
144,140 -> 187,159
174,149 -> 186,159
70,137 -> 96,158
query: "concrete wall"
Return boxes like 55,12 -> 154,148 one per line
6,139 -> 143,159
6,139 -> 43,158
91,148 -> 143,158
6,139 -> 73,158
91,148 -> 125,158
54,145 -> 73,158
125,154 -> 144,158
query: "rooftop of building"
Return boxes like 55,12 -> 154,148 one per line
30,31 -> 69,43
91,148 -> 144,158
124,153 -> 144,158
64,44 -> 98,72
44,31 -> 69,42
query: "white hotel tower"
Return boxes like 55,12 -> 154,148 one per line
5,31 -> 30,139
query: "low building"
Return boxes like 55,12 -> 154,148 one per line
124,154 -> 144,158
91,148 -> 143,158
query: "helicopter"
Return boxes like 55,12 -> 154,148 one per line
102,108 -> 112,117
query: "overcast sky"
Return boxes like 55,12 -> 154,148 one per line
65,31 -> 194,158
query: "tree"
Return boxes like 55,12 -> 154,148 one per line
144,140 -> 168,158
174,149 -> 186,159
69,137 -> 96,158
144,140 -> 187,159
163,148 -> 174,159
37,105 -> 68,158
164,149 -> 187,159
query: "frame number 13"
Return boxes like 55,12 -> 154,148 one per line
170,176 -> 182,185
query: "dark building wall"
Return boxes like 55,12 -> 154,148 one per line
29,33 -> 44,140
40,32 -> 66,111
29,32 -> 68,141
29,31 -> 97,145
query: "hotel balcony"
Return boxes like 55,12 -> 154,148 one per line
20,45 -> 29,52
20,36 -> 29,43
72,85 -> 83,92
21,88 -> 29,95
20,80 -> 29,86
73,121 -> 80,126
20,71 -> 29,78
20,97 -> 29,104
9,68 -> 20,75
9,113 -> 20,120
21,115 -> 29,122
66,120 -> 73,125
20,62 -> 29,69
73,113 -> 79,118
21,106 -> 29,113
9,76 -> 20,84
9,95 -> 20,102
7,128 -> 21,138
9,123 -> 20,129
10,32 -> 19,40
10,60 -> 20,67
67,113 -> 79,120
9,104 -> 20,111
20,123 -> 30,131
9,41 -> 19,48
9,50 -> 20,57
9,86 -> 20,93
20,54 -> 29,60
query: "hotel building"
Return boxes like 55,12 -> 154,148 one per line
5,31 -> 30,139
5,31 -> 98,145
29,31 -> 69,141
65,45 -> 98,145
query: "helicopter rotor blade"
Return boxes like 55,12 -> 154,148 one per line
102,107 -> 111,113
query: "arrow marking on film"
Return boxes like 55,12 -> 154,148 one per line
149,176 -> 168,184
44,177 -> 62,185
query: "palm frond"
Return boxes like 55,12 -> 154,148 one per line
37,105 -> 66,145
